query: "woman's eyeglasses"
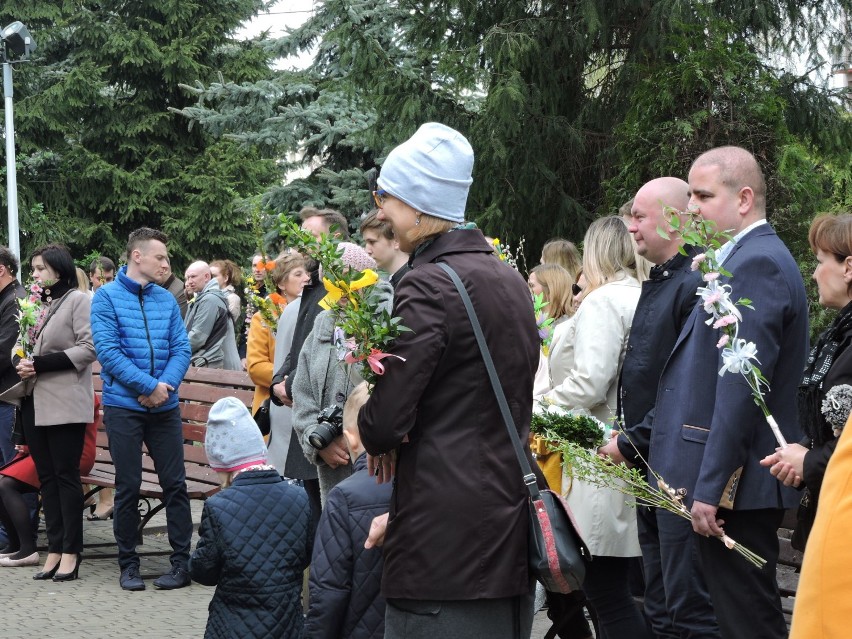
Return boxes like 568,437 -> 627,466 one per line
372,189 -> 388,208
571,283 -> 583,296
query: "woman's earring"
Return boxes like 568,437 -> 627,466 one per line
415,215 -> 421,226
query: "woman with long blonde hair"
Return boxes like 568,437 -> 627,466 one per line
538,215 -> 650,639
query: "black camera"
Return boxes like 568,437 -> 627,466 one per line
308,405 -> 344,450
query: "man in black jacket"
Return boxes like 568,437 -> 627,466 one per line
270,206 -> 349,525
0,246 -> 25,465
600,177 -> 721,638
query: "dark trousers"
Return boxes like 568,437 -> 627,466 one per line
0,475 -> 38,554
696,508 -> 787,639
0,402 -> 16,464
104,406 -> 193,570
582,555 -> 652,639
24,421 -> 85,554
303,477 -> 322,533
644,507 -> 720,638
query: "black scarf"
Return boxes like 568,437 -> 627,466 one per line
40,280 -> 72,303
798,301 -> 852,445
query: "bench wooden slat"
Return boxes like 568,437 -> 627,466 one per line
182,366 -> 254,386
777,569 -> 800,597
778,536 -> 804,568
178,382 -> 254,405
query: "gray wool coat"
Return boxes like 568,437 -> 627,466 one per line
29,289 -> 97,425
291,279 -> 394,503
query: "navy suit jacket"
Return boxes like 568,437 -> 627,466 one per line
649,223 -> 808,511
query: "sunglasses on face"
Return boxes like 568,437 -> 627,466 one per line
572,283 -> 583,296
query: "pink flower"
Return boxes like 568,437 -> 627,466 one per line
691,253 -> 707,271
29,283 -> 40,293
703,272 -> 720,282
717,335 -> 730,348
713,315 -> 738,329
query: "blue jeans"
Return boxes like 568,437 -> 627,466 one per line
103,406 -> 192,571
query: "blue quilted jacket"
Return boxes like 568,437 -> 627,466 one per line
91,266 -> 190,412
189,469 -> 313,639
305,453 -> 392,639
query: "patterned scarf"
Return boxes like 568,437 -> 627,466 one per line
798,301 -> 852,445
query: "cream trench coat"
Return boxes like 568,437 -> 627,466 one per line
538,274 -> 642,557
27,289 -> 96,426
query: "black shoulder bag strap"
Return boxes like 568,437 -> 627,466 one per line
436,262 -> 541,501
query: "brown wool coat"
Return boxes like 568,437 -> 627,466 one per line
358,229 -> 540,601
31,289 -> 96,426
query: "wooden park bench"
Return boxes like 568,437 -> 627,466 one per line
82,362 -> 255,542
777,517 -> 804,629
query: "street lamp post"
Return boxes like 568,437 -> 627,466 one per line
1,21 -> 36,263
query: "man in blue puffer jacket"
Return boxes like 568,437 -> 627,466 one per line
91,227 -> 193,592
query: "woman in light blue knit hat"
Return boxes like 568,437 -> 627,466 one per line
358,123 -> 542,638
190,397 -> 312,639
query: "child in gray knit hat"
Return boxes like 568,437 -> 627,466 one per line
189,397 -> 314,638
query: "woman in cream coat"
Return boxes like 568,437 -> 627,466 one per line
6,244 -> 96,580
537,216 -> 650,639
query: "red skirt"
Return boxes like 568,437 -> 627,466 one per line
0,396 -> 100,489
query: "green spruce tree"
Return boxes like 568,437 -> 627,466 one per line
179,0 -> 852,261
1,1 -> 278,269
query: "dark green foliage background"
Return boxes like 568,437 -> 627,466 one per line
0,0 -> 278,273
3,0 -> 852,339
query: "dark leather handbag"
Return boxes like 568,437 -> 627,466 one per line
253,398 -> 271,436
437,262 -> 589,593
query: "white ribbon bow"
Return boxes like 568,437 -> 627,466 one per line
719,338 -> 760,376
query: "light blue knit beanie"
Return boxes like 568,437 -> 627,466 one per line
205,397 -> 268,473
376,123 -> 474,223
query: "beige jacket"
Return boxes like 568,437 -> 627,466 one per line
30,289 -> 96,426
539,274 -> 642,557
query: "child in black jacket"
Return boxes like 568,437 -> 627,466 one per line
305,383 -> 392,639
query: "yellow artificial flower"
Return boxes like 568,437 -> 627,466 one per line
320,269 -> 379,310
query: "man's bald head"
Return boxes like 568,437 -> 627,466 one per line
628,177 -> 690,265
185,261 -> 211,294
636,177 -> 690,213
691,146 -> 766,215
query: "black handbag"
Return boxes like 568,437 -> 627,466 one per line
253,398 -> 271,436
437,262 -> 589,594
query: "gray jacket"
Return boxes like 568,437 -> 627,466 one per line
184,279 -> 240,370
291,279 -> 394,503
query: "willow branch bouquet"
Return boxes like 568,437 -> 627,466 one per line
243,206 -> 288,332
277,216 -> 411,386
546,433 -> 767,568
661,207 -> 787,448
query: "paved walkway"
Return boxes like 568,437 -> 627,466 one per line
0,501 -> 559,638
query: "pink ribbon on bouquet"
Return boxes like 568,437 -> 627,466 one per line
344,349 -> 406,376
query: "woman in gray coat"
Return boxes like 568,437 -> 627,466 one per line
4,244 -> 96,580
291,243 -> 393,505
